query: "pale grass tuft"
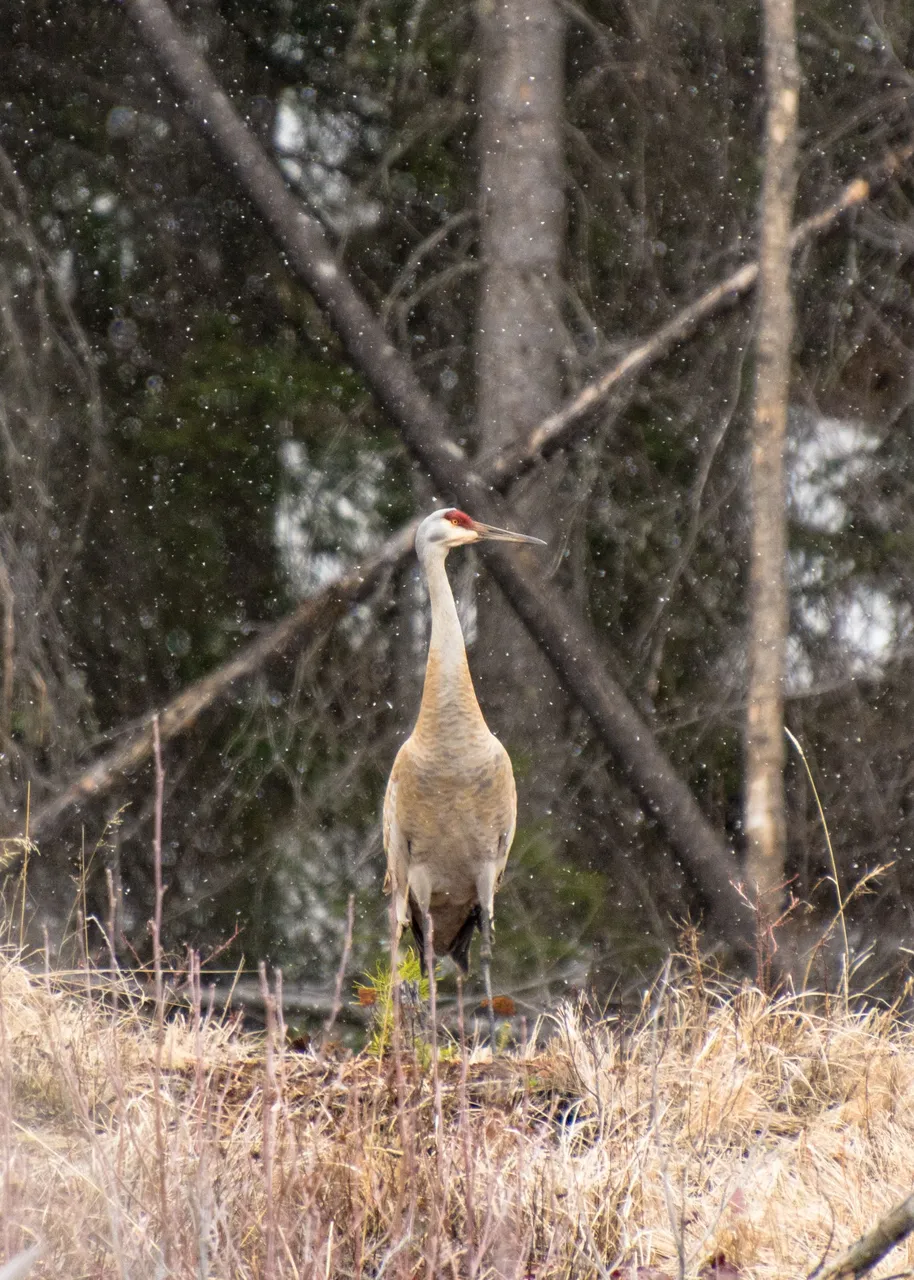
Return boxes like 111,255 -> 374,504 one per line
2,949 -> 914,1278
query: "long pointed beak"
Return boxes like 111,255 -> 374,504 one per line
472,520 -> 546,546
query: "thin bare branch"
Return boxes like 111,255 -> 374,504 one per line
20,138 -> 897,849
321,894 -> 355,1051
488,164 -> 906,490
812,1190 -> 914,1280
38,0 -> 911,957
113,0 -> 756,956
26,522 -> 418,839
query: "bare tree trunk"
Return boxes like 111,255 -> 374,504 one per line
476,0 -> 564,463
26,522 -> 419,839
22,147 -> 890,847
745,0 -> 799,904
115,0 -> 792,955
488,160 -> 881,489
473,0 -> 567,799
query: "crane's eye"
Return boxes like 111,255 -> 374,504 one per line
449,517 -> 461,525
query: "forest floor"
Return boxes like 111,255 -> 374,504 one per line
2,945 -> 913,1279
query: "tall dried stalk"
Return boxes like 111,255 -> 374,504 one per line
150,714 -> 169,1266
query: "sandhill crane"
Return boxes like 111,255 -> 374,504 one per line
383,507 -> 545,1042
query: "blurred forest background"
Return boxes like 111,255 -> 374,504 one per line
3,0 -> 914,1014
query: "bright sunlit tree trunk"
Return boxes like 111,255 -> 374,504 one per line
745,0 -> 799,909
475,0 -> 565,463
473,0 -> 566,786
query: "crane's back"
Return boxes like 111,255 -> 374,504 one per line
384,723 -> 517,964
383,510 -> 537,973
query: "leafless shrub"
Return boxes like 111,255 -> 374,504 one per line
0,146 -> 106,815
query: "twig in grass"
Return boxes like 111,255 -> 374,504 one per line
259,961 -> 280,1280
76,835 -> 90,975
322,893 -> 354,1053
455,976 -> 477,1266
785,727 -> 850,1002
150,713 -> 169,1266
17,782 -> 30,944
0,1244 -> 42,1280
151,714 -> 165,1009
104,869 -> 119,1012
810,1190 -> 914,1280
422,914 -> 446,1275
650,958 -> 687,1280
388,899 -> 413,1279
187,948 -> 205,1110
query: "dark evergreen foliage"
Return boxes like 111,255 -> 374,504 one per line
2,0 -> 914,1005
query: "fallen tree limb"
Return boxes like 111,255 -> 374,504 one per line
490,162 -> 912,489
118,0 -> 759,955
27,522 -> 418,839
41,0 -> 909,951
812,1189 -> 914,1280
26,138 -> 900,850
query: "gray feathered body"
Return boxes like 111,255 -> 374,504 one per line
383,534 -> 517,970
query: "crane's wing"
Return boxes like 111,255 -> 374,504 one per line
469,739 -> 517,924
382,745 -> 411,930
493,738 -> 517,884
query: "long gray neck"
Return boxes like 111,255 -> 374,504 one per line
422,546 -> 467,671
415,544 -> 487,737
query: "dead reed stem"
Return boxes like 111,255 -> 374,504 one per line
322,892 -> 354,1052
814,1189 -> 914,1279
150,712 -> 168,1267
4,940 -> 914,1278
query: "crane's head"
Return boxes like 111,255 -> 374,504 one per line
416,507 -> 546,554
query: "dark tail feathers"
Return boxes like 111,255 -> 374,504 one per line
409,901 -> 482,976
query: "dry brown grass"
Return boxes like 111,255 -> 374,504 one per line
2,948 -> 913,1279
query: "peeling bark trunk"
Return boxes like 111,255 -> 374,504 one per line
473,0 -> 567,802
113,0 -> 761,954
745,0 -> 799,904
475,0 -> 565,461
24,143 -> 893,859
